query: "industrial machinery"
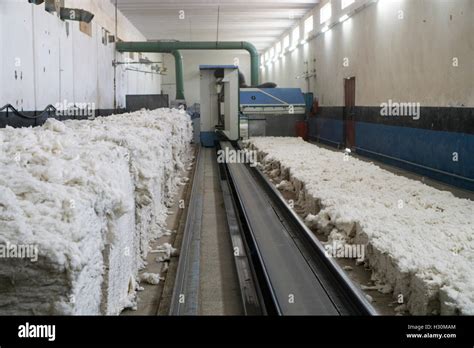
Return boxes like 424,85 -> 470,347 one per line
200,65 -> 240,147
240,87 -> 306,137
199,65 -> 307,146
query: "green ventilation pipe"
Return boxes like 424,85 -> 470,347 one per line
169,50 -> 185,100
116,41 -> 260,100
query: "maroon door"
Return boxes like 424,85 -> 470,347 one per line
344,77 -> 356,149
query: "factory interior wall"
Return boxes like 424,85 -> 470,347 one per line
0,0 -> 161,114
261,0 -> 474,191
162,50 -> 250,105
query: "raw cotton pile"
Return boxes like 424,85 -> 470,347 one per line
245,137 -> 474,315
0,109 -> 192,315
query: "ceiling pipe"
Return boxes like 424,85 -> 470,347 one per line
116,41 -> 260,100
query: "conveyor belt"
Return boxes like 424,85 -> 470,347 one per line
220,141 -> 376,315
218,162 -> 264,315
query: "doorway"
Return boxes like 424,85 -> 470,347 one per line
343,77 -> 356,149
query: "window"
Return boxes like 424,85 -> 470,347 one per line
304,15 -> 313,36
264,51 -> 269,61
341,0 -> 355,9
320,2 -> 332,24
292,27 -> 300,47
283,35 -> 290,50
276,42 -> 281,54
270,47 -> 275,58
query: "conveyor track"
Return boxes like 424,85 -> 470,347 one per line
170,142 -> 376,316
219,141 -> 376,315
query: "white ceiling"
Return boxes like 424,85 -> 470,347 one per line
116,0 -> 319,51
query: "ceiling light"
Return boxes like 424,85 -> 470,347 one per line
321,25 -> 330,33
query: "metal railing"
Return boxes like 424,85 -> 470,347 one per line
0,104 -> 57,119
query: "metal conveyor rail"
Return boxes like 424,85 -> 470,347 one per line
220,141 -> 376,315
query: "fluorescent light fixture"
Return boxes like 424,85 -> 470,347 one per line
321,25 -> 329,33
276,42 -> 281,54
289,46 -> 296,52
300,39 -> 307,45
339,14 -> 349,22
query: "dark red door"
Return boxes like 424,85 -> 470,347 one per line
344,77 -> 356,149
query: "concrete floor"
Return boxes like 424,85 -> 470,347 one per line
122,147 -> 243,316
198,148 -> 243,315
122,159 -> 192,316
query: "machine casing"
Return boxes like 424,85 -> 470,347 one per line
199,65 -> 239,147
240,87 -> 306,137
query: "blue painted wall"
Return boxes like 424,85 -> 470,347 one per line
309,115 -> 474,191
355,122 -> 474,191
309,117 -> 344,147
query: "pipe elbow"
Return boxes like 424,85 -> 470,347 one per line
171,50 -> 183,60
241,41 -> 258,57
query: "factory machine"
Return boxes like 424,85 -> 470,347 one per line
199,65 -> 307,147
240,87 -> 306,138
199,65 -> 240,147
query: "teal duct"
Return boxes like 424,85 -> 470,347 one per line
116,41 -> 260,100
170,50 -> 185,100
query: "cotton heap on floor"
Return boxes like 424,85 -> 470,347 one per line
0,108 -> 193,315
245,137 -> 474,315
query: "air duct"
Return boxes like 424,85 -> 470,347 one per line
116,41 -> 260,100
170,50 -> 185,100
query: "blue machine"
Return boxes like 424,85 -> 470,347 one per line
199,73 -> 307,144
240,87 -> 306,137
240,88 -> 306,111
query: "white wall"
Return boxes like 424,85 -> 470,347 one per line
0,0 -> 161,112
261,0 -> 474,107
162,50 -> 250,105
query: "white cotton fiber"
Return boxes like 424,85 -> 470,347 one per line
246,137 -> 474,315
139,272 -> 162,285
0,108 -> 193,315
